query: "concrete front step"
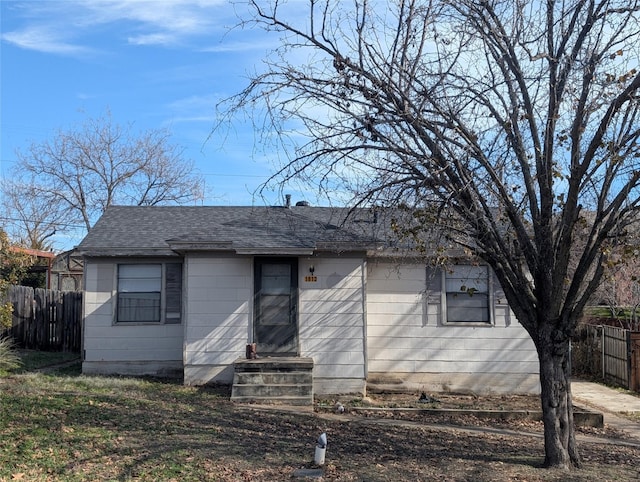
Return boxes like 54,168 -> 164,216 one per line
233,357 -> 314,372
231,395 -> 314,406
232,382 -> 313,398
234,371 -> 312,386
231,357 -> 314,405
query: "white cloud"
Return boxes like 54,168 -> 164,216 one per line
83,0 -> 226,44
1,0 -> 233,55
1,25 -> 96,56
127,33 -> 176,46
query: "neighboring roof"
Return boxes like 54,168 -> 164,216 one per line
9,246 -> 56,259
52,250 -> 84,273
75,205 -> 395,257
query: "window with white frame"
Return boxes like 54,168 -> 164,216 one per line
117,263 -> 182,323
444,265 -> 491,324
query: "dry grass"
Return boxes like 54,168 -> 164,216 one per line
0,337 -> 22,375
1,365 -> 639,481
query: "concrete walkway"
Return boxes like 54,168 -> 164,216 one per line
572,379 -> 640,442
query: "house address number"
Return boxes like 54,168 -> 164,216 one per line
304,275 -> 318,282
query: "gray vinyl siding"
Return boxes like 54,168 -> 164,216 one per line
298,257 -> 366,385
82,260 -> 183,367
366,262 -> 537,379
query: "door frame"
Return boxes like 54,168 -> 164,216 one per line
253,257 -> 299,356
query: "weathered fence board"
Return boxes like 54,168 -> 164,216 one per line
602,325 -> 630,388
571,324 -> 602,379
572,324 -> 640,392
1,285 -> 82,352
631,332 -> 640,392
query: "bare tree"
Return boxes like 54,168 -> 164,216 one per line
594,246 -> 640,329
1,179 -> 62,250
220,0 -> 640,469
6,110 -> 204,242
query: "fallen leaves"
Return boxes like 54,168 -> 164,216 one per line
1,379 -> 639,481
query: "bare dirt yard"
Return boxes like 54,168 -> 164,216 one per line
245,389 -> 639,481
1,357 -> 639,482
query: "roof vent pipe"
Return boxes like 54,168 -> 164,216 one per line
285,194 -> 291,208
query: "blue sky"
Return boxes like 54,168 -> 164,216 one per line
1,0 -> 311,216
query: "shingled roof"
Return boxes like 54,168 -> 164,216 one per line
75,205 -> 391,257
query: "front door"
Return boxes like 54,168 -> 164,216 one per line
253,258 -> 298,356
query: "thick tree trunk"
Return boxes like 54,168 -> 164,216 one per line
537,332 -> 581,469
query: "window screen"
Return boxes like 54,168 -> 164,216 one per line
116,263 -> 183,323
117,264 -> 161,322
445,265 -> 490,323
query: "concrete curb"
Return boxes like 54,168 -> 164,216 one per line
339,406 -> 603,428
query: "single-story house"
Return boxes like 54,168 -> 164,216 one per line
76,203 -> 539,396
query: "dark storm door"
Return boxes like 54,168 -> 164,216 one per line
254,258 -> 299,356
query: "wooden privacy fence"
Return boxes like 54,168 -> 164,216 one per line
1,285 -> 82,352
572,324 -> 640,392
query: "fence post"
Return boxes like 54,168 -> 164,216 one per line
631,332 -> 640,392
601,325 -> 605,380
628,331 -> 633,390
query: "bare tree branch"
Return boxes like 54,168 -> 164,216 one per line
4,110 -> 204,247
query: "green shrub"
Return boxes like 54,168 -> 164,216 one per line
0,300 -> 13,330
